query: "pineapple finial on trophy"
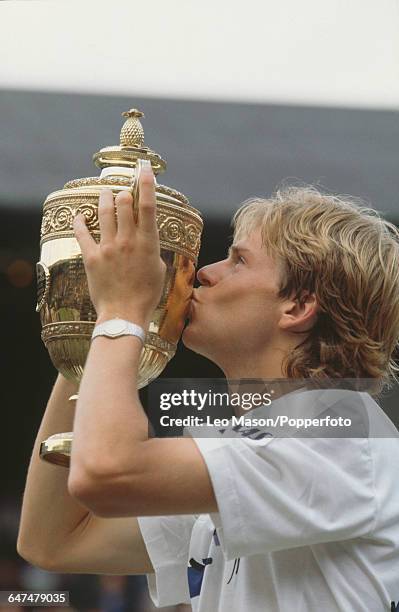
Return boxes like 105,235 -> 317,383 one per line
120,109 -> 145,148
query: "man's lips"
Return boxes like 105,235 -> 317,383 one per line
186,293 -> 198,322
191,288 -> 201,302
188,298 -> 196,317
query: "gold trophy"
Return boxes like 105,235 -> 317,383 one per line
37,109 -> 203,466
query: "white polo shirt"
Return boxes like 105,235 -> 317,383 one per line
138,388 -> 399,611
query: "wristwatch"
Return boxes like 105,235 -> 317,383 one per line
91,318 -> 146,343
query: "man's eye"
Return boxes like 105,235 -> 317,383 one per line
227,249 -> 246,264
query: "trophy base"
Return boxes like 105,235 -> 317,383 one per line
40,432 -> 72,468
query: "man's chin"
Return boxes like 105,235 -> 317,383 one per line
182,325 -> 218,366
181,321 -> 193,346
181,320 -> 199,350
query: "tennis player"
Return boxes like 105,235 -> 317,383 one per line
18,160 -> 399,611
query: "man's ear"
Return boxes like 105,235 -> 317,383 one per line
278,291 -> 319,333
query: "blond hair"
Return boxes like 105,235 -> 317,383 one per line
233,183 -> 399,396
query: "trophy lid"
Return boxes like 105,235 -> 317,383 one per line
60,108 -> 191,208
92,109 -> 167,175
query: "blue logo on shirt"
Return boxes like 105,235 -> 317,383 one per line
188,557 -> 213,598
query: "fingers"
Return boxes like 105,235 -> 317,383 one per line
73,213 -> 96,258
98,189 -> 117,244
137,160 -> 157,234
115,190 -> 135,240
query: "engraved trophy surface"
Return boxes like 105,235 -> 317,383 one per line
37,109 -> 203,466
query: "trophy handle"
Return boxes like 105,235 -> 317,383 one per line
35,262 -> 50,313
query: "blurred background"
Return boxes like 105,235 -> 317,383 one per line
1,0 -> 399,610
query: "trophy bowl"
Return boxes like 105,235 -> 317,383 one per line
37,109 -> 203,466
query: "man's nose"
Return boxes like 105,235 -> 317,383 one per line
196,262 -> 221,287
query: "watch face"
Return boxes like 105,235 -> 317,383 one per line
105,319 -> 127,336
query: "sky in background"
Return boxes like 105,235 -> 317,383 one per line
1,0 -> 399,109
1,0 -> 398,218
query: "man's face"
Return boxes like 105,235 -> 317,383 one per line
182,228 -> 285,366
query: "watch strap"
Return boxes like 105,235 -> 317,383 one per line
91,318 -> 146,343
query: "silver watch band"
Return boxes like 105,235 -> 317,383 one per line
91,318 -> 146,343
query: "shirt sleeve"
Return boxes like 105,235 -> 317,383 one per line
193,434 -> 377,561
137,514 -> 195,607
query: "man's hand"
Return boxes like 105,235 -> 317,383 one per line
69,162 -> 218,519
73,161 -> 166,328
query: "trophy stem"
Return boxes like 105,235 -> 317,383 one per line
39,394 -> 77,467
